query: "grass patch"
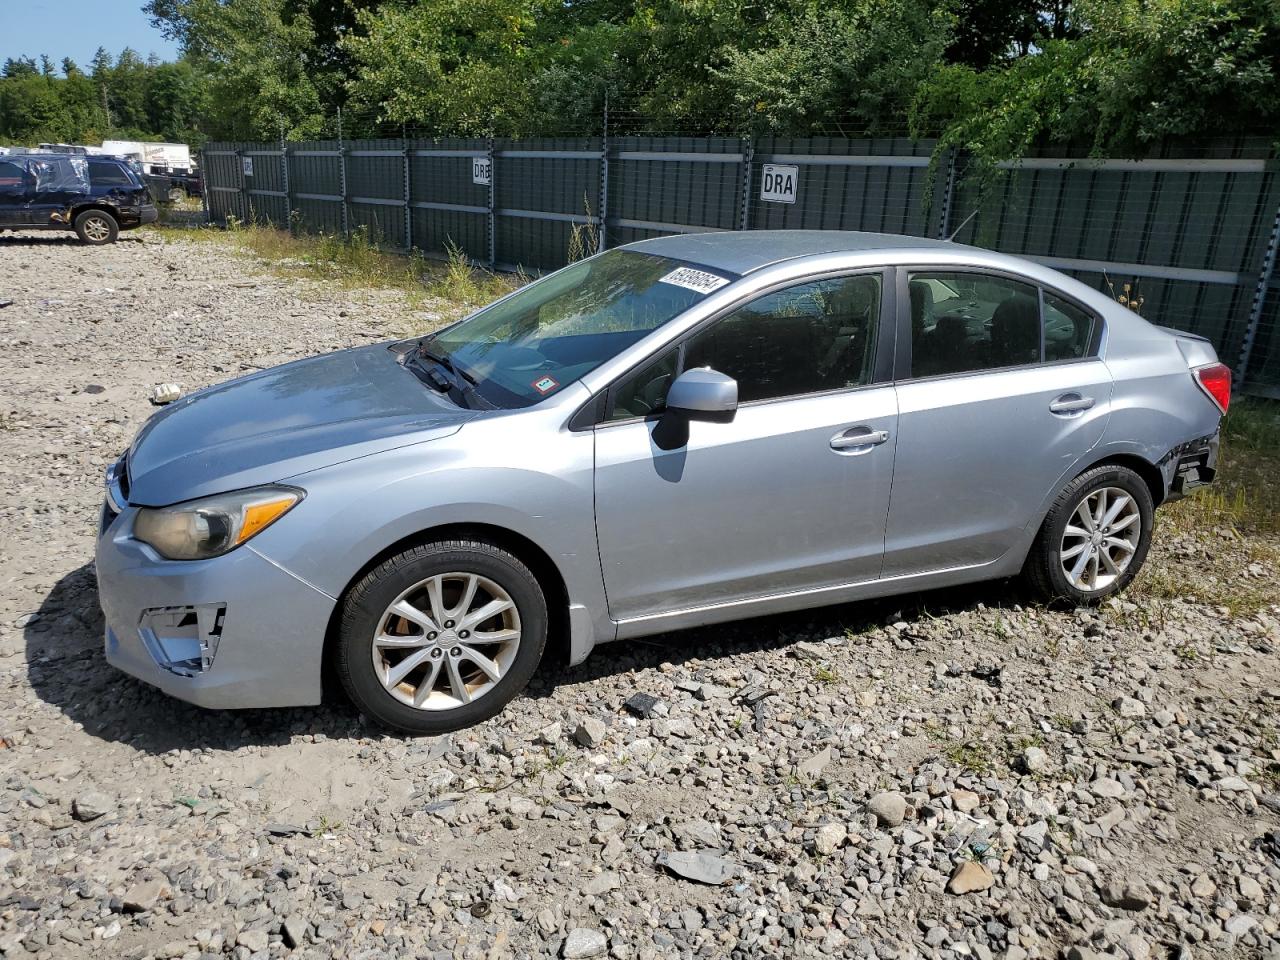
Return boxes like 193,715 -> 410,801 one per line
147,218 -> 521,326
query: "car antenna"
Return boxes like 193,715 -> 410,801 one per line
945,211 -> 978,243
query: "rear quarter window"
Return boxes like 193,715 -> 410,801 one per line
88,161 -> 135,187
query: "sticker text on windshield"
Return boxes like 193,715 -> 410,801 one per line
532,375 -> 559,394
659,267 -> 730,294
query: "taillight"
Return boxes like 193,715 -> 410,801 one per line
1194,363 -> 1231,413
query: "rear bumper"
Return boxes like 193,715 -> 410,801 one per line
95,502 -> 335,708
1161,428 -> 1219,501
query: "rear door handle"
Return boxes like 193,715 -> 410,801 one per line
1049,393 -> 1095,415
830,426 -> 890,453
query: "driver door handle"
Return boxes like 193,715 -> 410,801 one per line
830,426 -> 890,453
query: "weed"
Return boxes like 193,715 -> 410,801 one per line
814,666 -> 841,685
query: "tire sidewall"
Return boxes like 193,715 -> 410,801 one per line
1041,466 -> 1155,603
75,211 -> 118,245
338,543 -> 547,735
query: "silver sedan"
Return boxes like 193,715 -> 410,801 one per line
95,231 -> 1229,733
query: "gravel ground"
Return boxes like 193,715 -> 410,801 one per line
1,228 -> 1279,960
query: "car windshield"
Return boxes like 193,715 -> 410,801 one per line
423,249 -> 733,408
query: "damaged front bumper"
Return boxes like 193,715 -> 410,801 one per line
95,499 -> 335,709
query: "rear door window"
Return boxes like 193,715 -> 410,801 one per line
88,160 -> 135,187
0,159 -> 27,190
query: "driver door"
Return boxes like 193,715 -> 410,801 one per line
0,158 -> 31,226
593,271 -> 898,624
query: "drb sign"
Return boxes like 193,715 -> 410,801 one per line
760,163 -> 798,204
472,156 -> 492,186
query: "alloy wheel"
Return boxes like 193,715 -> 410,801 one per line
83,216 -> 110,242
1059,486 -> 1142,591
370,572 -> 521,711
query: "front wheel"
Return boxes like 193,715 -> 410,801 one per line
74,210 -> 118,245
1023,464 -> 1155,604
335,539 -> 547,735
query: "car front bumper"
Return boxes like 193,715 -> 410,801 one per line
95,501 -> 335,709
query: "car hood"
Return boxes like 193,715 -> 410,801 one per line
126,344 -> 475,506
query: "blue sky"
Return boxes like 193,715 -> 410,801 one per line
1,0 -> 179,73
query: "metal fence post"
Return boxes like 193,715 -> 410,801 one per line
486,136 -> 496,268
1236,199 -> 1280,386
337,108 -> 349,239
935,148 -> 958,240
402,137 -> 413,252
739,138 -> 754,231
199,148 -> 210,223
279,128 -> 291,234
598,94 -> 609,253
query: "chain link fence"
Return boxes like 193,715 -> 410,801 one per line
201,132 -> 1280,395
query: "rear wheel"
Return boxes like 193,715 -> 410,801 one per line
74,210 -> 118,245
336,539 -> 547,735
1023,464 -> 1154,604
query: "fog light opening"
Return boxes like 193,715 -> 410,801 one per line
138,603 -> 225,677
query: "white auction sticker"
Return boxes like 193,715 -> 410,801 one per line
659,267 -> 730,294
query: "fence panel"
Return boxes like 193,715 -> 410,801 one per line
200,133 -> 1280,394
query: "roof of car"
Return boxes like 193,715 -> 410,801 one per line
623,230 -> 966,275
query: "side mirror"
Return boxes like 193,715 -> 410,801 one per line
665,367 -> 738,420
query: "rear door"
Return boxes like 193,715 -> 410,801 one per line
883,267 -> 1112,576
593,270 -> 899,622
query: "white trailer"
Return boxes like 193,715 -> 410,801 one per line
100,140 -> 193,175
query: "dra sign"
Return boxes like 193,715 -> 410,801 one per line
760,163 -> 798,204
472,156 -> 492,186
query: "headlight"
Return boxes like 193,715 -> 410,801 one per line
133,486 -> 303,561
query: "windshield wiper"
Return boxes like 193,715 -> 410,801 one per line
420,345 -> 479,388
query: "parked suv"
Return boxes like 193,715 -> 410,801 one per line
0,153 -> 157,244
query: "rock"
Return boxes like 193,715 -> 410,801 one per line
574,717 -> 607,748
237,929 -> 269,953
791,641 -> 829,660
951,789 -> 980,813
1100,881 -> 1152,911
657,850 -> 738,885
1237,874 -> 1264,902
1216,776 -> 1251,793
796,746 -> 832,781
281,916 -> 307,948
562,928 -> 608,958
1091,778 -> 1127,799
947,861 -> 994,894
582,872 -> 619,896
1020,746 -> 1050,774
534,721 -> 562,745
813,822 -> 847,855
1112,696 -> 1146,718
623,692 -> 662,718
71,791 -> 114,822
867,791 -> 907,827
1224,915 -> 1257,939
121,877 -> 170,913
1190,874 -> 1216,898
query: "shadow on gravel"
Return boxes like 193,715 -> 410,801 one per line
0,235 -> 147,246
28,561 -> 1024,751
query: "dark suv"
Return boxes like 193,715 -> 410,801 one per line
0,153 -> 158,244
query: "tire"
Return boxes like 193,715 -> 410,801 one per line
336,539 -> 547,735
74,210 -> 118,245
1023,464 -> 1155,604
